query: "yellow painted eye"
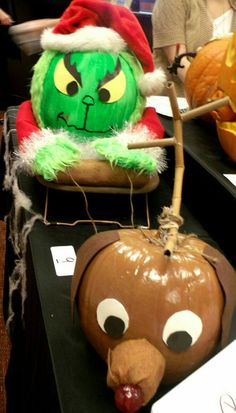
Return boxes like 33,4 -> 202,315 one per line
54,56 -> 81,96
98,70 -> 126,103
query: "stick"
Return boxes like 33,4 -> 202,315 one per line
181,96 -> 230,122
127,87 -> 230,256
162,90 -> 230,254
163,82 -> 185,256
128,137 -> 175,149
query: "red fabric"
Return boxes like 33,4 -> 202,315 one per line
16,100 -> 40,145
52,0 -> 154,73
136,107 -> 165,139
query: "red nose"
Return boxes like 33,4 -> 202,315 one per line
114,384 -> 144,413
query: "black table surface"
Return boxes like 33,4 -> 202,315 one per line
161,115 -> 236,199
2,107 -> 236,413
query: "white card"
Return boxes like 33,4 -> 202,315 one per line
151,339 -> 236,413
50,245 -> 76,276
146,95 -> 189,117
223,174 -> 236,187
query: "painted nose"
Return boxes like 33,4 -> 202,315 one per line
107,338 -> 166,411
82,95 -> 95,106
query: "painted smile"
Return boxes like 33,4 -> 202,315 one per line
57,112 -> 112,134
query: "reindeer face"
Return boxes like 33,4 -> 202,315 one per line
73,229 -> 228,384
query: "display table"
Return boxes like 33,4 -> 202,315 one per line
2,107 -> 236,413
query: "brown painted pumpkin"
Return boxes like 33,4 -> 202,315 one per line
71,228 -> 236,412
184,35 -> 235,122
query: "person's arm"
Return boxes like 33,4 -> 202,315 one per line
162,43 -> 191,83
152,0 -> 189,82
0,8 -> 13,25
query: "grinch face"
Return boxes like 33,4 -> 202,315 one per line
34,51 -> 143,139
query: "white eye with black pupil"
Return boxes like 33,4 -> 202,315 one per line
96,298 -> 129,338
162,310 -> 203,352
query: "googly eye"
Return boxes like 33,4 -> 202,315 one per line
96,298 -> 129,338
162,310 -> 203,352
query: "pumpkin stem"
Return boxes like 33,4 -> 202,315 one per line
167,52 -> 197,75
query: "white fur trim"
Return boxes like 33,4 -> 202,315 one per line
41,26 -> 126,53
18,128 -> 105,172
17,125 -> 166,174
18,128 -> 72,171
115,123 -> 156,144
138,68 -> 167,97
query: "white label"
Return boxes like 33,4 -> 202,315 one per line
223,174 -> 236,187
146,95 -> 189,117
50,245 -> 76,276
151,339 -> 236,413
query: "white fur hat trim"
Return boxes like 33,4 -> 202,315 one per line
41,26 -> 126,53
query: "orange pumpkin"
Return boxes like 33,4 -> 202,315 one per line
185,34 -> 236,161
184,36 -> 235,122
215,32 -> 236,162
216,120 -> 236,161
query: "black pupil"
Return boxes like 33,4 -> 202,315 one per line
104,316 -> 125,338
167,331 -> 192,352
67,81 -> 78,96
98,88 -> 110,102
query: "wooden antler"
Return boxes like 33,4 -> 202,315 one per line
128,83 -> 231,255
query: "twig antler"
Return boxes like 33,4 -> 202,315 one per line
161,82 -> 184,255
128,82 -> 232,255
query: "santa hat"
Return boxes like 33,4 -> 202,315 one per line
40,0 -> 166,96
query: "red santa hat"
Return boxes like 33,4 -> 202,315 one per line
40,0 -> 166,96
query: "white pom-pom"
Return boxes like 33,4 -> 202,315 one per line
138,68 -> 167,97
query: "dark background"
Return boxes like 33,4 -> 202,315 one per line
2,0 -> 70,108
